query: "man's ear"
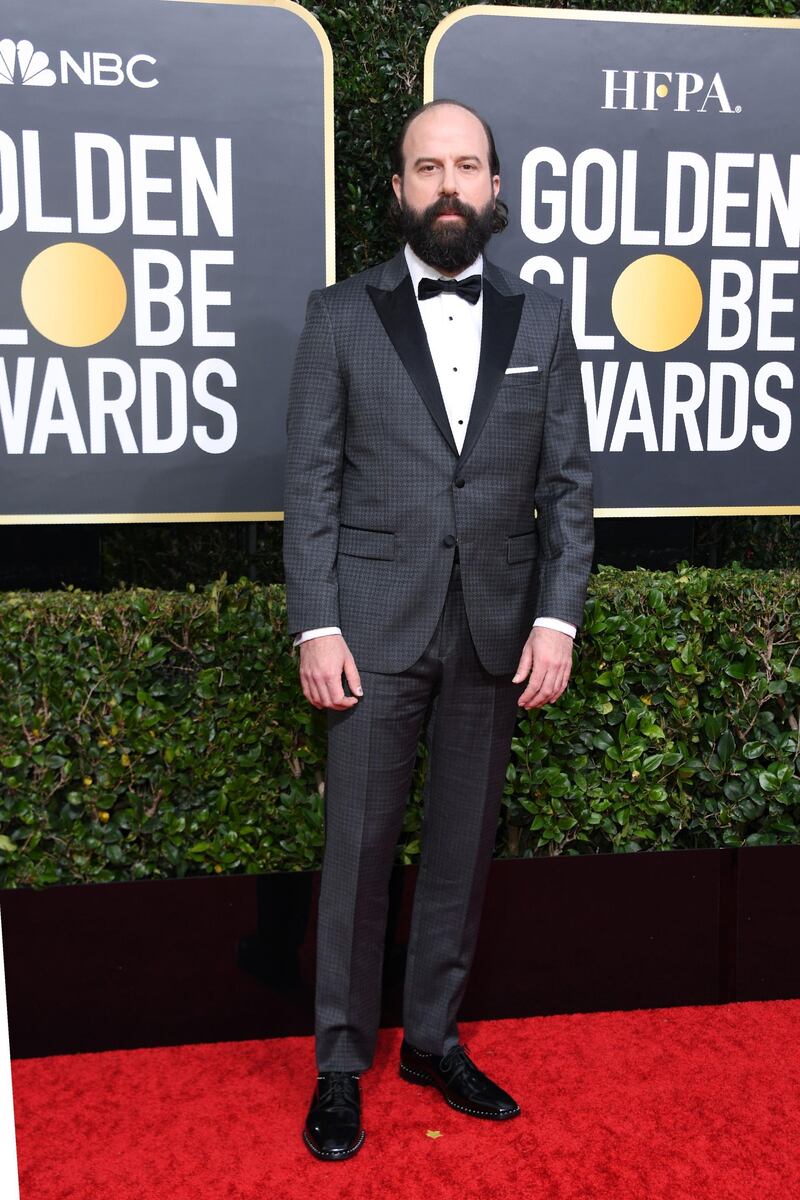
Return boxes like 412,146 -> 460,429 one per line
391,174 -> 403,205
492,174 -> 500,200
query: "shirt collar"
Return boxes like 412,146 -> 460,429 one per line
404,243 -> 483,291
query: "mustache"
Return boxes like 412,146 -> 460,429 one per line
425,196 -> 476,220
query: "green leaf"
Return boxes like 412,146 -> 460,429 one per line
716,731 -> 736,765
725,663 -> 747,680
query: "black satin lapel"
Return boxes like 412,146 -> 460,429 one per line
458,282 -> 524,468
367,276 -> 458,456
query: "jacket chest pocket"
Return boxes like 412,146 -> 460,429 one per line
499,372 -> 544,398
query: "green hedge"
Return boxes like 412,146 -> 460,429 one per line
1,566 -> 798,887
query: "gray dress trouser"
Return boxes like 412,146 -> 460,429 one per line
314,560 -> 521,1072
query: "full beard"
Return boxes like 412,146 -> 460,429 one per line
398,194 -> 495,274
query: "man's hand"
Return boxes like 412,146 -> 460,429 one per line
299,634 -> 363,710
513,626 -> 573,710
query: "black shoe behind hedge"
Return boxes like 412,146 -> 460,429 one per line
303,1071 -> 365,1160
399,1040 -> 520,1120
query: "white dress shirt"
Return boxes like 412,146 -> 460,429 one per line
404,244 -> 483,454
296,244 -> 576,644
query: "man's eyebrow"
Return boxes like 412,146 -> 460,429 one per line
412,154 -> 482,166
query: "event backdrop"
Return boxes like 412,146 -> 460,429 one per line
0,0 -> 332,522
426,7 -> 800,514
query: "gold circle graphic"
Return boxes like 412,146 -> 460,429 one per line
21,242 -> 127,347
656,83 -> 669,98
611,254 -> 703,353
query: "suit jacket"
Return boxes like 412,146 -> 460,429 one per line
283,249 -> 594,676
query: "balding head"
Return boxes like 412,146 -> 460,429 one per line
391,99 -> 500,180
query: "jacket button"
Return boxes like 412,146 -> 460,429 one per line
454,478 -> 465,489
443,534 -> 457,548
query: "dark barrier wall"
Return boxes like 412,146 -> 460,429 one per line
0,0 -> 332,523
427,7 -> 800,514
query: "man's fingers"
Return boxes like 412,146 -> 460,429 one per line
517,652 -> 548,704
518,666 -> 551,708
343,653 -> 363,699
307,676 -> 352,710
512,644 -> 533,684
519,663 -> 565,708
322,654 -> 361,709
319,672 -> 358,711
548,665 -> 569,702
298,662 -> 320,708
520,663 -> 572,709
302,679 -> 323,709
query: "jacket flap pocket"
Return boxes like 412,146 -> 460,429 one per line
338,526 -> 396,561
507,529 -> 539,564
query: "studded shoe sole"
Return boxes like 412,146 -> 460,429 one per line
302,1127 -> 366,1161
399,1061 -> 521,1120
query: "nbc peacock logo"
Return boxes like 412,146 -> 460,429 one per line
0,37 -> 157,87
0,38 -> 56,86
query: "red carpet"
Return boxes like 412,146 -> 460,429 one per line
12,1001 -> 800,1199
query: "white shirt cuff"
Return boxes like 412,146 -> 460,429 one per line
295,619 -> 576,645
533,617 -> 577,639
294,626 -> 342,647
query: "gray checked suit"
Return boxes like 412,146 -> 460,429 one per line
284,248 -> 593,1071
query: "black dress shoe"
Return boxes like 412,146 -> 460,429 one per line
399,1039 -> 521,1120
303,1071 -> 365,1160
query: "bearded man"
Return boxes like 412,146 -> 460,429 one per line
284,99 -> 594,1160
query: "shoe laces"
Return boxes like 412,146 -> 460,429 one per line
440,1043 -> 481,1086
318,1072 -> 358,1112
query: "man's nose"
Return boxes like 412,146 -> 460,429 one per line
439,165 -> 458,194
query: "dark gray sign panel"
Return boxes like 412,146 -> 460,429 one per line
0,0 -> 333,522
427,7 -> 800,514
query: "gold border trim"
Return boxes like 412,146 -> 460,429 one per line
167,0 -> 335,284
424,1 -> 800,94
0,512 -> 284,526
595,507 -> 800,518
5,507 -> 799,525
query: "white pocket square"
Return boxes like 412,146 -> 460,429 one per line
505,365 -> 539,374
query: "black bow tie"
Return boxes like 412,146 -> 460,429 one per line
417,274 -> 482,305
